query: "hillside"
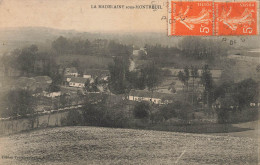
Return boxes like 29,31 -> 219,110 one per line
0,127 -> 257,165
1,27 -> 260,56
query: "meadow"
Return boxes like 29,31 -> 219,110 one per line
0,126 -> 257,165
56,54 -> 113,69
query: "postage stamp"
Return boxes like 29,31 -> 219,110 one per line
215,1 -> 258,35
168,1 -> 214,36
168,0 -> 259,36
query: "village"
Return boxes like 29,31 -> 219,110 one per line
0,46 -> 223,112
0,0 -> 259,163
0,36 -> 259,132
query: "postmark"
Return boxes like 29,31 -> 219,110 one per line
215,1 -> 258,35
168,0 -> 259,36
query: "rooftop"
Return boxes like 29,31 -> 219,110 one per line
129,90 -> 175,100
70,77 -> 90,84
84,69 -> 109,76
65,67 -> 78,73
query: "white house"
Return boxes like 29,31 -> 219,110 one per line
128,90 -> 175,104
83,75 -> 91,79
43,91 -> 61,98
69,77 -> 91,88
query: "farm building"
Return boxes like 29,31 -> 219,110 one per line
69,77 -> 91,88
128,90 -> 175,104
43,91 -> 61,98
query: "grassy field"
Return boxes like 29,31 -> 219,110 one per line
0,126 -> 258,165
56,54 -> 113,69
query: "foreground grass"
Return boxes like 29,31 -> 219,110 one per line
0,126 -> 258,165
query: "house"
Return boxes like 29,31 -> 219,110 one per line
69,77 -> 90,88
128,90 -> 175,104
43,91 -> 61,98
83,74 -> 91,79
132,47 -> 147,56
65,67 -> 79,77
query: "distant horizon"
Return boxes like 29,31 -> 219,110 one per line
0,0 -> 167,33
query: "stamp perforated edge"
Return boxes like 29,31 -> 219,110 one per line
167,0 -> 260,36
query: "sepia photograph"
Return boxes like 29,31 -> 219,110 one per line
0,0 -> 259,164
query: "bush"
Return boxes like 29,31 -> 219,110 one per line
158,103 -> 177,120
101,108 -> 130,128
216,108 -> 230,124
216,107 -> 258,124
61,110 -> 83,126
82,103 -> 105,126
133,102 -> 150,119
81,100 -> 130,128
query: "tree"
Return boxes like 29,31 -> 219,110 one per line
178,67 -> 190,101
108,55 -> 130,94
133,102 -> 150,119
2,89 -> 37,128
191,66 -> 199,105
16,45 -> 38,76
62,110 -> 83,126
48,83 -> 61,92
59,94 -> 69,108
142,63 -> 163,93
84,78 -> 100,93
168,81 -> 176,94
52,36 -> 69,54
82,94 -> 108,126
178,37 -> 228,60
233,78 -> 258,107
201,65 -> 214,107
158,103 -> 177,120
184,66 -> 190,92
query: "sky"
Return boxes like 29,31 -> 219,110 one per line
0,0 -> 168,32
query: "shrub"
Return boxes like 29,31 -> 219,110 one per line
81,100 -> 130,128
133,102 -> 150,119
82,103 -> 104,126
216,107 -> 258,124
61,110 -> 83,126
158,103 -> 177,120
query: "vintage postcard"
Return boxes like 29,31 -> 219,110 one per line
0,0 -> 259,164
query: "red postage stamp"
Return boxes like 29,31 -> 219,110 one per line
215,1 -> 258,35
168,0 -> 259,36
168,1 -> 213,36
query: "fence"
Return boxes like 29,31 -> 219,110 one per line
0,111 -> 69,136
